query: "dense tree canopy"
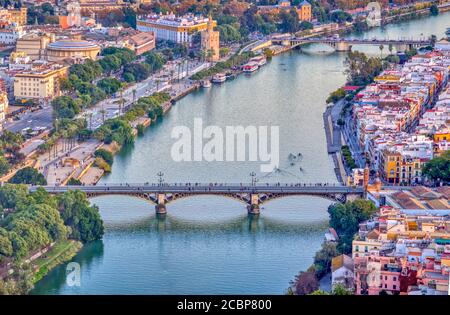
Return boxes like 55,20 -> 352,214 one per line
9,167 -> 47,185
423,151 -> 450,184
0,185 -> 103,266
328,199 -> 377,253
57,190 -> 104,243
344,51 -> 383,86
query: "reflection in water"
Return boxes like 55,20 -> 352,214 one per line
32,195 -> 329,295
106,212 -> 328,236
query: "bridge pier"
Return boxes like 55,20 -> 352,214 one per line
247,194 -> 260,215
332,42 -> 352,52
395,44 -> 408,52
155,193 -> 167,216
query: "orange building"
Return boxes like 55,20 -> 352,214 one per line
129,32 -> 156,55
297,0 -> 312,22
258,0 -> 312,21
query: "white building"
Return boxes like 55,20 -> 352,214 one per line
331,254 -> 354,291
0,23 -> 24,45
137,13 -> 214,45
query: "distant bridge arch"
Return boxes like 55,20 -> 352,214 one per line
272,36 -> 432,52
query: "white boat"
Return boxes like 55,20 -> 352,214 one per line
202,80 -> 212,88
242,62 -> 259,73
250,55 -> 267,67
212,73 -> 227,83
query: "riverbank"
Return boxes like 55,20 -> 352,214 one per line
323,100 -> 347,184
31,240 -> 82,284
1,239 -> 83,293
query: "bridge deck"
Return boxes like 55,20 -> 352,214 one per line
29,184 -> 364,195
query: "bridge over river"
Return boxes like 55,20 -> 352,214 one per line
29,183 -> 365,215
271,36 -> 432,52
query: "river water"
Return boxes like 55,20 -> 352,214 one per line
32,12 -> 450,294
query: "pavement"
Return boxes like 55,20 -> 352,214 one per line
3,105 -> 53,134
343,113 -> 365,168
42,139 -> 101,185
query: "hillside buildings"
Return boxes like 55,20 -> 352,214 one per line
351,49 -> 450,185
351,205 -> 450,295
257,0 -> 312,22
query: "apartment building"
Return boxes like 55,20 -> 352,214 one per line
13,63 -> 68,101
137,13 -> 216,45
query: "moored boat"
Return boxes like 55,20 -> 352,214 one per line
242,62 -> 259,73
212,73 -> 227,83
202,80 -> 212,88
249,55 -> 267,67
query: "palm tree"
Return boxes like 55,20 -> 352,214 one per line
200,49 -> 207,63
388,43 -> 393,55
132,89 -> 137,103
88,113 -> 93,129
379,44 -> 384,58
207,49 -> 214,66
100,109 -> 106,124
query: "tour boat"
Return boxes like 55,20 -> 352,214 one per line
242,62 -> 259,73
249,55 -> 267,67
202,80 -> 212,88
212,73 -> 227,83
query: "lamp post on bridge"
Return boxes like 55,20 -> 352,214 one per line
249,172 -> 257,187
157,171 -> 164,186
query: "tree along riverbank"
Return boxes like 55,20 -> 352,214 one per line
288,199 -> 377,295
0,185 -> 104,294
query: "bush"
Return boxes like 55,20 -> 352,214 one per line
94,157 -> 111,173
327,88 -> 346,104
67,178 -> 82,185
137,124 -> 145,136
94,149 -> 114,166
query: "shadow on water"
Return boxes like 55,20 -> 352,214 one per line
105,213 -> 328,236
30,241 -> 104,295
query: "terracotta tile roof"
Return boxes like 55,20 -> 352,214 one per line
435,186 -> 450,200
391,191 -> 426,209
332,254 -> 353,272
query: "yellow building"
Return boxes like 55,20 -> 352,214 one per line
379,150 -> 425,185
14,64 -> 68,101
434,132 -> 450,143
201,16 -> 220,62
297,0 -> 312,22
0,7 -> 27,25
46,39 -> 101,62
9,7 -> 27,26
79,0 -> 134,14
16,33 -> 55,60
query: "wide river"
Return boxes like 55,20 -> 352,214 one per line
32,13 -> 450,294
